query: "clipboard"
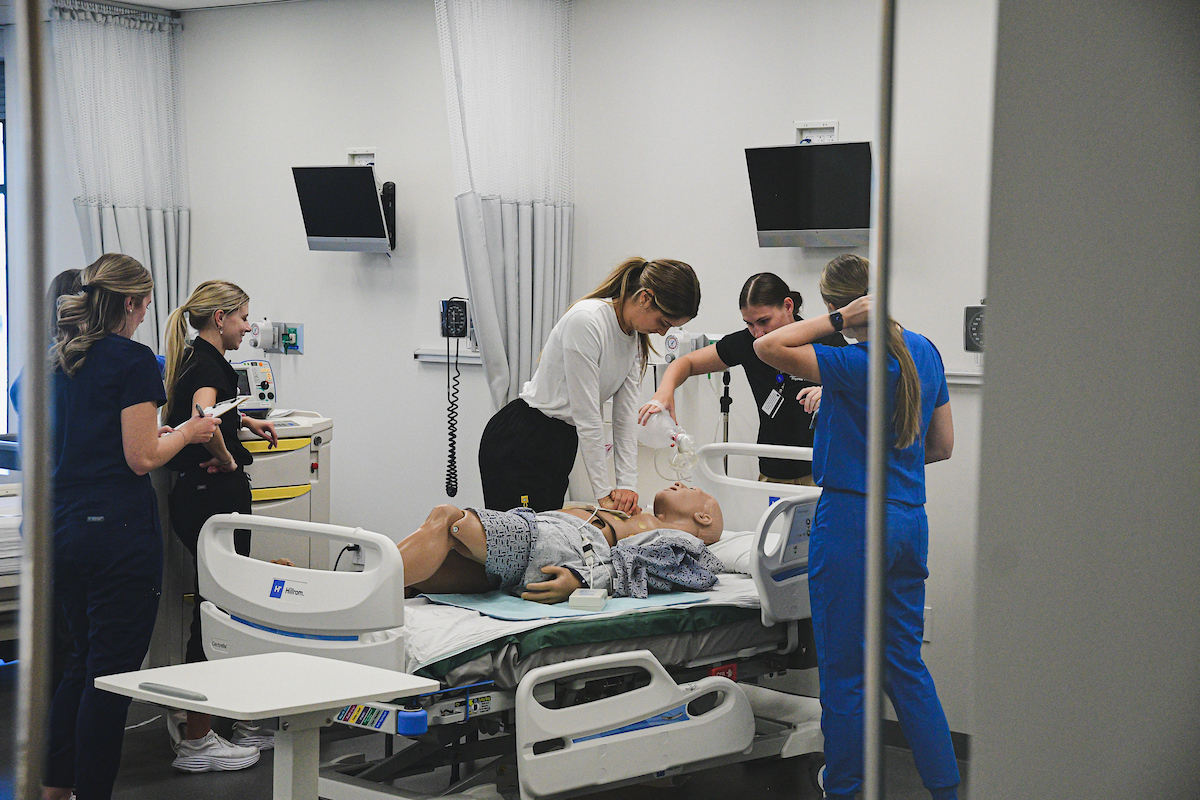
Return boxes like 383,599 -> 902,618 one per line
203,396 -> 251,418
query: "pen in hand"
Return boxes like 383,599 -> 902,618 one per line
195,403 -> 206,417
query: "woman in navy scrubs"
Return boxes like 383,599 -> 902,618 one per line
754,254 -> 959,800
43,254 -> 219,800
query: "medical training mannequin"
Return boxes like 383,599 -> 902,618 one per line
160,280 -> 278,772
640,272 -> 846,485
478,257 -> 701,516
397,483 -> 724,603
753,254 -> 958,800
43,254 -> 220,800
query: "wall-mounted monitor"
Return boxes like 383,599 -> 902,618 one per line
292,165 -> 395,253
745,142 -> 872,248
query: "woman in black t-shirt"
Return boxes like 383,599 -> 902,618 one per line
639,273 -> 845,484
160,280 -> 277,771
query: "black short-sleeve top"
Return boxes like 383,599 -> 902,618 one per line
165,337 -> 251,474
52,334 -> 166,493
715,324 -> 847,479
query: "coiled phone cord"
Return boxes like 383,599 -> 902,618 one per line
445,337 -> 461,497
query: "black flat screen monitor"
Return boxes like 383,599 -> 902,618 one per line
745,142 -> 872,247
292,165 -> 391,252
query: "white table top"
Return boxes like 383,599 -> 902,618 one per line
96,652 -> 439,720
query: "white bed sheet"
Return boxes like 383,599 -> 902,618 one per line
402,572 -> 762,674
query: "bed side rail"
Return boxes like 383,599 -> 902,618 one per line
750,496 -> 817,626
694,442 -> 819,532
515,650 -> 754,800
197,512 -> 405,636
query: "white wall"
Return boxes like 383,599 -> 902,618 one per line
179,0 -> 490,537
974,1 -> 1200,796
573,0 -> 996,735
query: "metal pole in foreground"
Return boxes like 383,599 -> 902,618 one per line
864,0 -> 896,798
14,1 -> 53,799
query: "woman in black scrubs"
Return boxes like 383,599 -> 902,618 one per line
160,280 -> 277,771
44,254 -> 220,800
641,272 -> 845,484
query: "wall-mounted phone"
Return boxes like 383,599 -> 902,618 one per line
440,297 -> 468,498
964,300 -> 985,352
441,299 -> 469,338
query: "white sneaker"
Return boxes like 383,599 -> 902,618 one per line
166,708 -> 187,751
231,719 -> 275,751
171,730 -> 260,773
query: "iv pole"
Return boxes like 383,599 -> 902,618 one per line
720,371 -> 732,474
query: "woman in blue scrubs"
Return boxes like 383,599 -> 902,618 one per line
43,254 -> 220,800
754,254 -> 958,800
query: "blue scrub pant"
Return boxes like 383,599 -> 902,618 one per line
809,489 -> 959,800
45,482 -> 162,800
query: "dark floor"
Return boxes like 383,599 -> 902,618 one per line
2,687 -> 968,800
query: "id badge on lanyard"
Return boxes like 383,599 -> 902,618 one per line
762,372 -> 787,418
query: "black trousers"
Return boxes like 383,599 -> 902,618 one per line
168,469 -> 251,664
46,481 -> 161,798
478,399 -> 579,512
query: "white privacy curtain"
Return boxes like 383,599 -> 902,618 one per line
50,0 -> 190,352
436,0 -> 574,410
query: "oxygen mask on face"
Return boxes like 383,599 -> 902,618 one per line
638,401 -> 698,480
669,431 -> 698,476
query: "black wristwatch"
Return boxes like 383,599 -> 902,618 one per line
829,310 -> 844,331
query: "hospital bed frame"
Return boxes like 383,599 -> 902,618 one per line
197,443 -> 825,800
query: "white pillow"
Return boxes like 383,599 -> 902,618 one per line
708,530 -> 780,575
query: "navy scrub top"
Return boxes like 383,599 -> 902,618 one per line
52,334 -> 166,495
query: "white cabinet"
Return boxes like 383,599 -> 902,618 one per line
240,410 -> 332,568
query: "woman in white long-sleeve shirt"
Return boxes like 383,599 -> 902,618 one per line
479,257 -> 701,515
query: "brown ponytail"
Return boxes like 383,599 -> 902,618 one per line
739,272 -> 803,320
820,254 -> 921,449
583,257 -> 701,372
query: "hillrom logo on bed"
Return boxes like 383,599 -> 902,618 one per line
269,579 -> 306,599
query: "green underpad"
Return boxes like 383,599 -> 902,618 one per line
414,604 -> 760,682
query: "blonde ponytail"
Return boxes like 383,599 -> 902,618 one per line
52,254 -> 153,377
161,280 -> 251,421
886,321 -> 921,449
820,254 -> 922,449
161,306 -> 192,420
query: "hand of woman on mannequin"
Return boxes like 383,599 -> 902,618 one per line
601,489 -> 641,516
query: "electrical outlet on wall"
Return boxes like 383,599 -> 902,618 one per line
795,119 -> 839,144
347,148 -> 376,166
279,323 -> 305,355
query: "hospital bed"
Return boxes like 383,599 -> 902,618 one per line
197,442 -> 825,800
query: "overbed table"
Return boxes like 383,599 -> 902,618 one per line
97,651 -> 438,800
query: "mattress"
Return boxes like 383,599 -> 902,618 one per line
403,573 -> 790,689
